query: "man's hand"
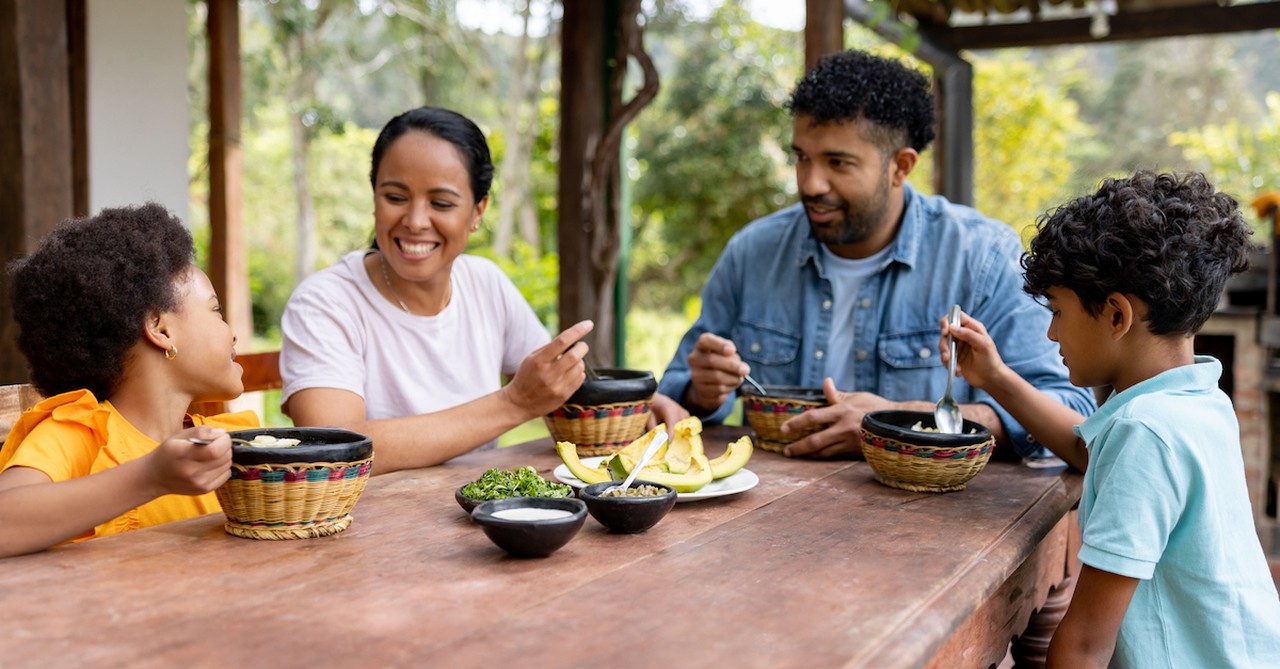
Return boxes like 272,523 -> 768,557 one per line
780,378 -> 894,459
684,332 -> 749,413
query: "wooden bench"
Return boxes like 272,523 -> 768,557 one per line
0,383 -> 43,439
191,350 -> 283,416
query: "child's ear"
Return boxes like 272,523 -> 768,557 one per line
1106,292 -> 1135,340
142,310 -> 174,354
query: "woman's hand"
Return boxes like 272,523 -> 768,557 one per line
503,320 -> 594,420
145,426 -> 233,497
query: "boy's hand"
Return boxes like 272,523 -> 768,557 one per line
146,426 -> 233,496
940,310 -> 1009,391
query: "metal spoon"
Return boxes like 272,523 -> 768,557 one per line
606,430 -> 667,495
188,436 -> 254,446
741,373 -> 767,396
934,305 -> 964,434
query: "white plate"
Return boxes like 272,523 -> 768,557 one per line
552,456 -> 759,503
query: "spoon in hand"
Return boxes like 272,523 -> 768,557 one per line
607,430 -> 668,495
188,436 -> 254,446
934,305 -> 964,434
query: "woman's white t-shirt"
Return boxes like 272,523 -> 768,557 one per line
280,251 -> 550,427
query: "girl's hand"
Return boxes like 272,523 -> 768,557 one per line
940,310 -> 1009,391
145,426 -> 233,496
503,320 -> 594,419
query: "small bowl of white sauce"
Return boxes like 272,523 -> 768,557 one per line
471,497 -> 588,558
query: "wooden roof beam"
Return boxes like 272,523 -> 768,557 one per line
920,2 -> 1280,51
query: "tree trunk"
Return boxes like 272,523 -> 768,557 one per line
288,108 -> 316,285
494,0 -> 534,260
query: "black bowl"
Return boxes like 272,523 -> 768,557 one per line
861,410 -> 992,446
228,427 -> 372,466
739,384 -> 825,402
471,497 -> 588,558
579,480 -> 678,534
565,368 -> 657,406
455,486 -> 484,514
454,485 -> 576,514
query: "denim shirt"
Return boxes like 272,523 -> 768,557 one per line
657,182 -> 1096,458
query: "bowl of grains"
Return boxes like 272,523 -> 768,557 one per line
578,480 -> 678,534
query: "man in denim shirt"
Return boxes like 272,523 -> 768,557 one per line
654,49 -> 1095,458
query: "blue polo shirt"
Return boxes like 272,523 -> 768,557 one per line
657,182 -> 1095,457
1074,356 -> 1280,668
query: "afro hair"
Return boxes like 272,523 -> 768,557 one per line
8,202 -> 194,398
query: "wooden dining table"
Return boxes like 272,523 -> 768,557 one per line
0,425 -> 1081,669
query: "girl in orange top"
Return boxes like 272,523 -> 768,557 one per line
0,203 -> 256,557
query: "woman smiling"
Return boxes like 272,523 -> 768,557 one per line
280,106 -> 591,473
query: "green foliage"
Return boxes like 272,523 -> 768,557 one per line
629,3 -> 802,311
971,52 -> 1092,237
189,100 -> 378,338
1170,91 -> 1280,236
1066,37 -> 1258,196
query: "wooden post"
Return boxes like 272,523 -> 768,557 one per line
206,0 -> 253,345
0,0 -> 76,383
557,0 -> 607,342
805,0 -> 845,70
933,59 -> 974,206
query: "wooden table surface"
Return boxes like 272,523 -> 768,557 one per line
0,426 -> 1081,669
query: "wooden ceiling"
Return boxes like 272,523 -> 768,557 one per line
866,0 -> 1280,50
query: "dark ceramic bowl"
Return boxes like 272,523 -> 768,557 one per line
739,385 -> 828,452
455,486 -> 485,514
579,480 -> 678,534
565,368 -> 657,406
471,497 -> 588,558
739,384 -> 825,403
860,410 -> 995,493
228,427 -> 372,466
454,485 -> 576,515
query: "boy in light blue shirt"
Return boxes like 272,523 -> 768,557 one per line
942,171 -> 1280,668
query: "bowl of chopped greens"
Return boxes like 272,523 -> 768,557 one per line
456,466 -> 575,514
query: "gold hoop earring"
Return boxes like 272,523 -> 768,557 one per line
165,345 -> 178,361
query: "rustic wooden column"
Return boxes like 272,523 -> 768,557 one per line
805,0 -> 844,69
206,0 -> 253,344
557,0 -> 607,345
0,0 -> 76,383
932,58 -> 974,206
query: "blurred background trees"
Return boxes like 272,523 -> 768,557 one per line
186,0 -> 1280,373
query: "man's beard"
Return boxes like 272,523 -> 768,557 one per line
804,173 -> 892,247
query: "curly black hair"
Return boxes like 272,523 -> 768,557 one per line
8,202 -> 194,398
786,49 -> 936,153
1023,171 -> 1252,336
